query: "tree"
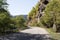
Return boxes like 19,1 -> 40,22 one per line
0,8 -> 11,32
13,16 -> 26,29
0,0 -> 12,33
0,0 -> 8,9
28,2 -> 40,26
28,2 -> 40,20
41,0 -> 60,32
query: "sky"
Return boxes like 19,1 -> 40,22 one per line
7,0 -> 38,16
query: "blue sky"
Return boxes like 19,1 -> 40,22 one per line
7,0 -> 38,16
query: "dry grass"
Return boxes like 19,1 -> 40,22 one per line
45,28 -> 60,40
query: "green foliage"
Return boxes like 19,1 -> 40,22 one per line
28,2 -> 39,19
0,0 -> 8,9
12,16 -> 27,30
28,2 -> 40,26
0,9 -> 11,32
28,7 -> 36,19
0,0 -> 13,33
41,0 -> 60,31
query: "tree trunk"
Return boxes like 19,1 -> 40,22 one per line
53,23 -> 57,32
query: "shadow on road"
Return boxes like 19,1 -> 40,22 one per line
0,32 -> 57,40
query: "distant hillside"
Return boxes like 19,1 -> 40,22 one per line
12,15 -> 27,20
21,15 -> 27,20
20,15 -> 27,19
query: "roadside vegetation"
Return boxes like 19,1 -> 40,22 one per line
28,0 -> 60,32
11,15 -> 27,30
0,0 -> 27,35
28,0 -> 60,40
46,28 -> 60,40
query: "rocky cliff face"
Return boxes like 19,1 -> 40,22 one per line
37,0 -> 49,17
36,0 -> 49,23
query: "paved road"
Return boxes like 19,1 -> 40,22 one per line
0,27 -> 55,40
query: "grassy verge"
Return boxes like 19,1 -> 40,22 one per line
45,28 -> 60,40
